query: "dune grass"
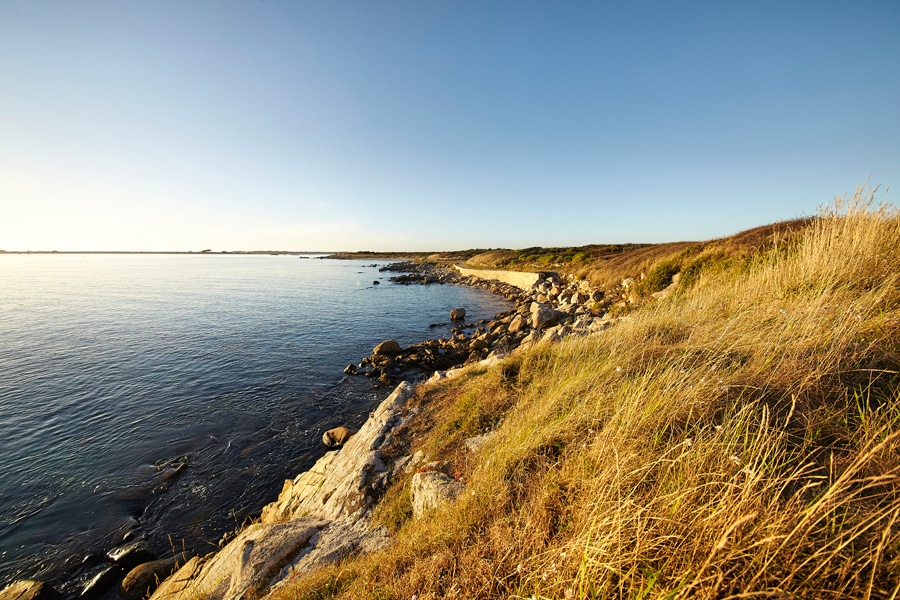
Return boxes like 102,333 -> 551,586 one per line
272,188 -> 900,599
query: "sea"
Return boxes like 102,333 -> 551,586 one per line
0,253 -> 513,592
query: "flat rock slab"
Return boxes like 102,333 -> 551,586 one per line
149,518 -> 325,600
261,381 -> 415,524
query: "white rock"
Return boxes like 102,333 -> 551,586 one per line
410,471 -> 464,519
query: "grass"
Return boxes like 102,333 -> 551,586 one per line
271,187 -> 900,599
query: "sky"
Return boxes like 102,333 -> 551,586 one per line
1,1 -> 898,252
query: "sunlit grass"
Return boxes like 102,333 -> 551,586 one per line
271,187 -> 900,599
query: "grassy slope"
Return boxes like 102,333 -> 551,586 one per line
276,189 -> 900,599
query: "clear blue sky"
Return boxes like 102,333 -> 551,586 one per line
1,1 -> 898,251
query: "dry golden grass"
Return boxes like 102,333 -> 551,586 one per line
273,187 -> 900,599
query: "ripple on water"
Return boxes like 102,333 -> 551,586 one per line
0,254 -> 514,587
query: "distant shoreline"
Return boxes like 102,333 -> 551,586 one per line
0,250 -> 326,255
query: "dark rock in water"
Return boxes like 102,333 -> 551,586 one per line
372,280 -> 380,285
0,581 -> 61,600
428,322 -> 447,328
107,541 -> 156,572
378,372 -> 394,387
118,554 -> 190,600
343,363 -> 358,375
450,308 -> 466,320
79,565 -> 125,600
158,461 -> 186,482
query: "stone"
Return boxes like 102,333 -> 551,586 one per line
373,340 -> 402,355
81,565 -> 125,600
148,519 -> 324,600
343,363 -> 357,375
464,430 -> 498,453
450,308 -> 466,320
261,382 -> 415,524
119,556 -> 188,600
322,426 -> 357,447
469,339 -> 489,351
108,541 -> 156,573
410,471 -> 464,519
372,280 -> 380,285
508,314 -> 527,333
0,581 -> 60,600
532,305 -> 562,330
622,277 -> 636,290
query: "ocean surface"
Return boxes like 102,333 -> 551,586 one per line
0,254 -> 513,591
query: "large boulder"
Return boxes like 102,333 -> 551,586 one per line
373,340 -> 402,355
449,308 -> 466,321
410,471 -> 464,519
531,303 -> 562,330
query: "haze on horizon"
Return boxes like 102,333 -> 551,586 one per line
1,1 -> 898,253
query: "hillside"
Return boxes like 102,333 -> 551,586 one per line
273,189 -> 900,599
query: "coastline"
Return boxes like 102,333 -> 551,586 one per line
2,259 -> 633,600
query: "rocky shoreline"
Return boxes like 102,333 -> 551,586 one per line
2,261 -> 671,600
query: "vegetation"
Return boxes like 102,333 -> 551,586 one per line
273,188 -> 900,599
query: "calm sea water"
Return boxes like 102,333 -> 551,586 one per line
0,254 -> 512,589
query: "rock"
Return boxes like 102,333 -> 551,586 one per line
622,277 -> 636,290
469,339 -> 489,351
119,555 -> 188,600
410,471 -> 464,519
148,519 -> 325,600
322,426 -> 357,448
80,564 -> 125,600
508,314 -> 527,333
261,382 -> 415,524
343,363 -> 357,375
108,541 -> 156,573
0,581 -> 60,600
372,280 -> 380,285
373,340 -> 402,355
531,305 -> 562,330
464,430 -> 499,453
450,308 -> 466,320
